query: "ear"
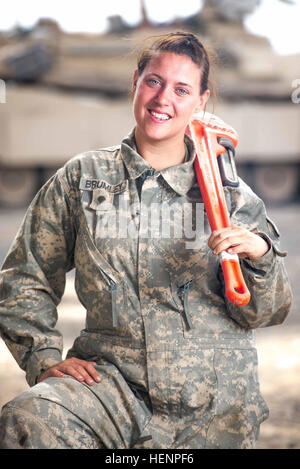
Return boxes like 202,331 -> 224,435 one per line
194,89 -> 210,113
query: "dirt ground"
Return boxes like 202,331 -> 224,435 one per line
0,203 -> 299,449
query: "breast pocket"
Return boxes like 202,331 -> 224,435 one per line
89,188 -> 115,211
170,259 -> 225,338
74,223 -> 128,333
81,177 -> 136,246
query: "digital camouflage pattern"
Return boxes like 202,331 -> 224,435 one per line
0,130 -> 292,448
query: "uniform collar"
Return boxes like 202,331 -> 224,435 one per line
120,128 -> 197,196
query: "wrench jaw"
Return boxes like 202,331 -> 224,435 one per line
190,110 -> 239,155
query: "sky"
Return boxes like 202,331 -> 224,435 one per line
0,0 -> 299,56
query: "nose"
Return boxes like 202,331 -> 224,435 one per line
154,84 -> 171,105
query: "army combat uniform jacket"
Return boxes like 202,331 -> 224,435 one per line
0,130 -> 292,449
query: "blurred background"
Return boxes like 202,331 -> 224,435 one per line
0,0 -> 299,449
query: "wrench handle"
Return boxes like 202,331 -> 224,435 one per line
220,253 -> 251,306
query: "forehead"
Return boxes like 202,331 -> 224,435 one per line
142,52 -> 201,88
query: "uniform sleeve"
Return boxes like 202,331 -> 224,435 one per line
219,178 -> 293,329
0,168 -> 76,386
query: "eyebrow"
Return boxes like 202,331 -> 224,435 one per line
146,73 -> 193,89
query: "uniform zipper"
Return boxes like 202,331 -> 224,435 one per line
109,279 -> 118,328
181,280 -> 193,330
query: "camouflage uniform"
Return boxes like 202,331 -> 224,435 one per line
0,130 -> 292,449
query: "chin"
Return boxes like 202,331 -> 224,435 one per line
145,125 -> 179,142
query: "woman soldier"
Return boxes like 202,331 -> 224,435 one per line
0,31 -> 292,449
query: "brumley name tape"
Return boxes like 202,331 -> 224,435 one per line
80,178 -> 128,193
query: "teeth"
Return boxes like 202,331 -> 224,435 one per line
150,110 -> 170,120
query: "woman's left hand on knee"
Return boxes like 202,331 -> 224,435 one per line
37,358 -> 102,386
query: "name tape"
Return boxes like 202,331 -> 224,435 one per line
79,178 -> 127,193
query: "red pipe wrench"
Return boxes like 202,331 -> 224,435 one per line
187,112 -> 250,306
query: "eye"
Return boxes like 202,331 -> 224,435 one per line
147,78 -> 160,87
176,88 -> 189,96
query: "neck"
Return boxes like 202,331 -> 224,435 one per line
134,130 -> 186,170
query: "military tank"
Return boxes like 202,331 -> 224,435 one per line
0,20 -> 137,207
0,84 -> 136,206
0,2 -> 299,207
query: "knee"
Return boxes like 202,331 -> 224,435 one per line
0,391 -> 60,449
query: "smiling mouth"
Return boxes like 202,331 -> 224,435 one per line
148,109 -> 171,121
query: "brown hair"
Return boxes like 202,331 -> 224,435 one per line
135,31 -> 215,100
